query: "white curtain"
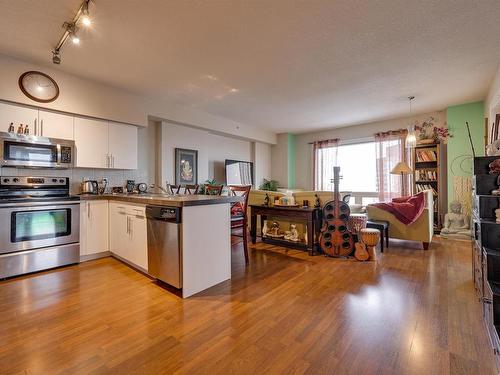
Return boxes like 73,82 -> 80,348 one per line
313,139 -> 339,191
375,130 -> 411,201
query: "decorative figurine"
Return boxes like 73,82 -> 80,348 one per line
17,124 -> 24,134
489,159 -> 500,174
440,201 -> 471,239
264,193 -> 270,206
493,176 -> 500,196
267,221 -> 283,238
23,124 -> 29,135
487,140 -> 500,156
284,224 -> 300,242
314,194 -> 321,208
262,220 -> 269,237
8,122 -> 14,133
496,209 -> 500,223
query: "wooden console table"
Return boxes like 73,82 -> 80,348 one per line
249,205 -> 322,256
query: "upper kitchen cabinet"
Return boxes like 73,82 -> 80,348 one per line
0,101 -> 38,133
74,117 -> 109,168
108,122 -> 138,169
37,110 -> 74,140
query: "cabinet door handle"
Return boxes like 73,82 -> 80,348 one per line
106,154 -> 110,168
126,216 -> 130,234
34,118 -> 37,136
41,119 -> 43,136
87,203 -> 91,219
112,155 -> 115,168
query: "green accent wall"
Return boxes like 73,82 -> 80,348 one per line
446,101 -> 484,204
287,133 -> 296,188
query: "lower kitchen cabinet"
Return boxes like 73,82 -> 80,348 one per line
80,200 -> 109,256
109,202 -> 148,271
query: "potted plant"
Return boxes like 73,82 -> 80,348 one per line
259,179 -> 279,191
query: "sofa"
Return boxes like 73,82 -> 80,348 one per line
365,190 -> 434,250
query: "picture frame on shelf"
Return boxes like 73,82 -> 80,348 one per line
175,148 -> 198,185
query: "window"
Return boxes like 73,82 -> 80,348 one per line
314,141 -> 378,204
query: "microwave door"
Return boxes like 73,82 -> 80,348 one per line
2,141 -> 58,168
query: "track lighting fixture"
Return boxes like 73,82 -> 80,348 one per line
51,0 -> 93,64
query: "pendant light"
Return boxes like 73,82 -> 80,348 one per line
405,96 -> 417,148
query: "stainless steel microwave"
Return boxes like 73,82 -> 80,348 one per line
0,132 -> 75,168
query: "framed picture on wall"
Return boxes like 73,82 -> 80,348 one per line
175,148 -> 198,185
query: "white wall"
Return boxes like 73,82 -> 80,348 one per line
486,63 -> 500,131
292,110 -> 446,190
253,142 -> 272,188
271,133 -> 290,187
0,54 -> 276,144
160,121 -> 254,186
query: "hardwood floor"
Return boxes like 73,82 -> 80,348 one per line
0,238 -> 497,374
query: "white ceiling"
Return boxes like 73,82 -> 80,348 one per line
1,0 -> 500,133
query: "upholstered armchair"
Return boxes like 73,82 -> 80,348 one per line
365,190 -> 434,250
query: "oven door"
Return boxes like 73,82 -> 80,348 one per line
0,202 -> 80,255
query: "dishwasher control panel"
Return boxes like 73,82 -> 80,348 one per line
161,208 -> 177,219
146,205 -> 181,223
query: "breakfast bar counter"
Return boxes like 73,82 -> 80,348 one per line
81,193 -> 242,298
79,193 -> 241,207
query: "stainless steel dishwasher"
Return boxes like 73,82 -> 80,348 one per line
146,205 -> 182,288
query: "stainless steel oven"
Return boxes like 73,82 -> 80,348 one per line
0,177 -> 80,279
0,132 -> 75,168
0,201 -> 80,255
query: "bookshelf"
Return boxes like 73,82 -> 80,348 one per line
413,143 -> 442,232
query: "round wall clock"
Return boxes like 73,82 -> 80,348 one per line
18,71 -> 59,103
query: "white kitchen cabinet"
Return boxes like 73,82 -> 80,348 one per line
108,122 -> 138,169
109,202 -> 128,259
80,200 -> 109,256
128,207 -> 148,270
109,202 -> 148,271
74,117 -> 109,168
0,101 -> 38,133
37,110 -> 74,140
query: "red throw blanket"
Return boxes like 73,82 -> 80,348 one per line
372,192 -> 426,225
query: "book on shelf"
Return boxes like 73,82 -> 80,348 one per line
415,169 -> 437,181
416,150 -> 437,162
415,184 -> 438,195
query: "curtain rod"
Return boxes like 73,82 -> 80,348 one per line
307,136 -> 374,145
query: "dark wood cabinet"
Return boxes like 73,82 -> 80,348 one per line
473,240 -> 483,298
473,156 -> 500,369
474,195 -> 500,221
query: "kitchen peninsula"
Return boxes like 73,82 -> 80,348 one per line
80,193 -> 242,298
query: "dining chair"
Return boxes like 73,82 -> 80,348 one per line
183,184 -> 199,195
204,184 -> 223,196
228,185 -> 252,264
169,184 -> 181,194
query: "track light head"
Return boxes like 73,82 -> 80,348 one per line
71,33 -> 80,44
81,15 -> 91,26
52,50 -> 61,64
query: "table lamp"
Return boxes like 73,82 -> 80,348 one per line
391,161 -> 412,196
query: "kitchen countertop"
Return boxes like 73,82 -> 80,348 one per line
79,193 -> 243,207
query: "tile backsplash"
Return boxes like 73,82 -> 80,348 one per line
0,167 -> 153,195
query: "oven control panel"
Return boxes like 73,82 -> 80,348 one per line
0,176 -> 68,186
